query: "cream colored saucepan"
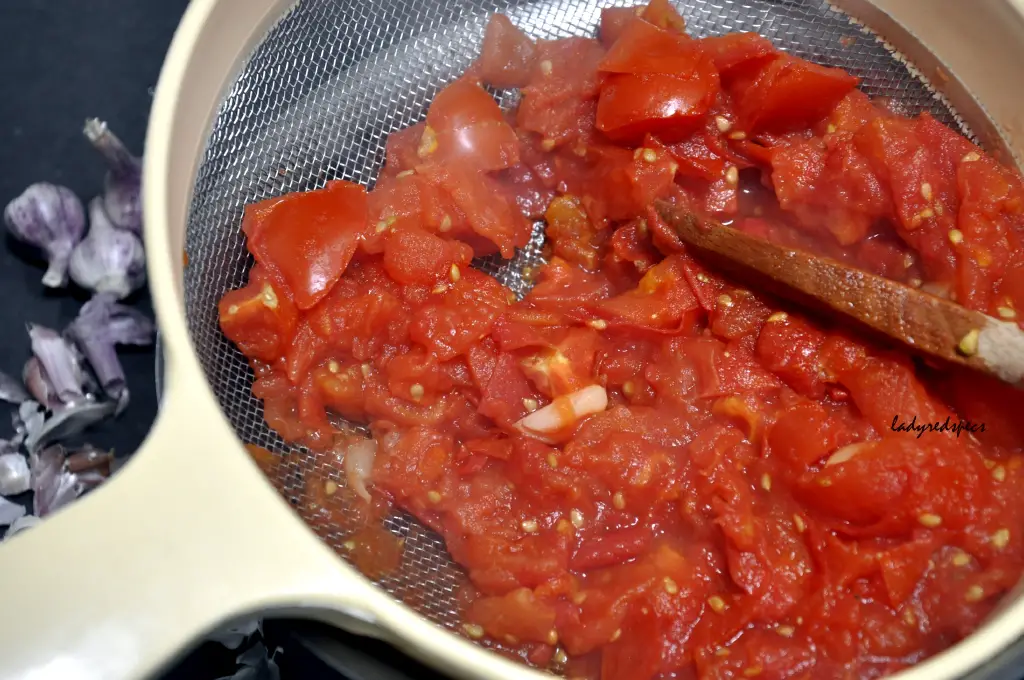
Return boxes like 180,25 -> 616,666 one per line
1,1 -> 1024,679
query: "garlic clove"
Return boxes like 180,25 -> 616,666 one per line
83,119 -> 143,235
0,453 -> 30,496
68,198 -> 146,299
3,183 -> 86,288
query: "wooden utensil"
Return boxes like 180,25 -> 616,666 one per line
655,201 -> 1024,388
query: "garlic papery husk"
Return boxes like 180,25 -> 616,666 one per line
27,324 -> 86,404
0,371 -> 29,405
67,293 -> 155,412
30,445 -> 83,518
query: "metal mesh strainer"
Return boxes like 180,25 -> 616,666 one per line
184,0 -> 972,661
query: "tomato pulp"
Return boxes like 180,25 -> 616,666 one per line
221,4 -> 1024,679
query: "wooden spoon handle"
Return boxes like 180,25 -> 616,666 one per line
656,201 -> 1024,388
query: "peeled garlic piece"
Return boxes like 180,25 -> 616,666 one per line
516,385 -> 608,435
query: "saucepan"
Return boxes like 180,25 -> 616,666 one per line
0,1 -> 1024,679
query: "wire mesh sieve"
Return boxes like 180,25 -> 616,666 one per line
180,0 -> 972,663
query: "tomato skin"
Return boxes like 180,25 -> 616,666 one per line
734,54 -> 858,134
425,79 -> 521,172
596,66 -> 719,144
599,7 -> 638,48
516,38 -> 606,147
218,266 -> 298,363
641,0 -> 687,33
478,14 -> 537,89
599,18 -> 698,75
243,180 -> 369,310
595,254 -> 702,332
699,32 -> 777,80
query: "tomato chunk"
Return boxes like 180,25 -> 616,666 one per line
425,79 -> 521,172
597,62 -> 719,144
218,267 -> 298,363
478,14 -> 537,89
243,180 -> 368,310
734,54 -> 858,133
217,15 -> 1024,680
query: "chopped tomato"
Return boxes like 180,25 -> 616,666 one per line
599,7 -> 639,48
733,54 -> 859,134
218,266 -> 298,363
381,225 -> 473,285
596,65 -> 719,144
544,194 -> 606,271
218,13 -> 1024,680
516,38 -> 606,147
641,0 -> 687,33
699,32 -> 777,80
242,180 -> 368,310
424,79 -> 521,172
478,14 -> 537,89
419,164 -> 531,258
595,254 -> 702,332
599,19 -> 698,75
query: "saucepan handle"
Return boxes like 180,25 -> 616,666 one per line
0,372 -> 377,680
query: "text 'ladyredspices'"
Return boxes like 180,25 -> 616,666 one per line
891,415 -> 986,438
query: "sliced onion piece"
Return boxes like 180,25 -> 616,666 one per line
825,441 -> 874,467
516,384 -> 608,436
343,438 -> 376,502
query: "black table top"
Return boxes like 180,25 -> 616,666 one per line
0,1 -> 350,678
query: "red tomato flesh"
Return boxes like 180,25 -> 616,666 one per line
220,4 -> 1024,679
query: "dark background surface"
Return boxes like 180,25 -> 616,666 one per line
0,1 -> 437,678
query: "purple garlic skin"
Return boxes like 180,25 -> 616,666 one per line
67,293 -> 155,411
30,445 -> 82,518
27,324 -> 86,405
83,118 -> 142,235
3,183 -> 86,288
0,371 -> 29,405
23,357 -> 60,410
68,198 -> 146,300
